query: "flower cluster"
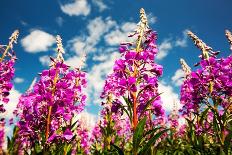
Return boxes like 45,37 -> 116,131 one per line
100,8 -> 164,128
0,30 -> 19,114
180,32 -> 232,117
15,35 -> 87,150
91,9 -> 166,154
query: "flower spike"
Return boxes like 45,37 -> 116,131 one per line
180,58 -> 191,77
0,30 -> 19,62
9,29 -> 19,49
225,29 -> 232,51
55,35 -> 65,62
187,31 -> 212,60
78,53 -> 86,70
138,8 -> 149,33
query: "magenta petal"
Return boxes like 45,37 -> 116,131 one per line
63,128 -> 73,140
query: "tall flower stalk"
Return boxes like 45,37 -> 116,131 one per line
0,30 -> 19,113
179,30 -> 232,153
95,8 -> 166,155
15,35 -> 87,153
0,30 -> 19,153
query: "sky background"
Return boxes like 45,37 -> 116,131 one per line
0,0 -> 232,132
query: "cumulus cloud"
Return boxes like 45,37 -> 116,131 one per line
75,111 -> 98,131
104,22 -> 137,46
171,69 -> 185,86
14,77 -> 24,84
87,52 -> 120,105
60,0 -> 90,16
0,88 -> 21,119
70,17 -> 116,54
92,0 -> 107,12
158,81 -> 181,112
65,55 -> 86,68
157,40 -> 173,60
39,55 -> 51,66
21,30 -> 56,53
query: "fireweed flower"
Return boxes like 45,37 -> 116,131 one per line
94,9 -> 165,152
101,8 -> 164,129
180,31 -> 232,141
0,30 -> 19,113
0,30 -> 19,152
15,35 -> 87,150
180,31 -> 232,116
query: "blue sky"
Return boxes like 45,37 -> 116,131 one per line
0,0 -> 232,121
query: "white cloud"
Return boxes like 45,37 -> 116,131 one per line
39,55 -> 51,66
87,52 -> 120,105
60,0 -> 90,16
21,30 -> 56,53
171,69 -> 185,86
92,0 -> 107,12
14,77 -> 24,84
56,17 -> 64,27
104,22 -> 137,46
70,17 -> 116,54
158,81 -> 181,112
92,54 -> 108,61
157,40 -> 172,60
175,29 -> 189,47
0,88 -> 20,146
20,20 -> 28,26
147,13 -> 157,24
65,55 -> 86,68
75,111 -> 98,131
0,88 -> 21,119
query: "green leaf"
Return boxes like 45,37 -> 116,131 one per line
123,96 -> 133,122
133,117 -> 147,150
110,143 -> 124,155
140,93 -> 161,117
118,104 -> 132,123
140,127 -> 162,144
139,129 -> 168,155
224,130 -> 232,153
71,119 -> 79,130
199,107 -> 210,124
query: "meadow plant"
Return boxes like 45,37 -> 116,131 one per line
0,30 -> 19,153
0,8 -> 231,155
91,8 -> 167,155
13,35 -> 88,154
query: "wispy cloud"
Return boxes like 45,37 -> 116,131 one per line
39,55 -> 51,66
21,30 -> 56,53
60,0 -> 90,16
14,77 -> 24,84
92,0 -> 108,12
104,22 -> 137,46
56,16 -> 64,27
171,69 -> 185,86
70,17 -> 116,54
157,39 -> 173,60
175,29 -> 189,47
147,13 -> 157,24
